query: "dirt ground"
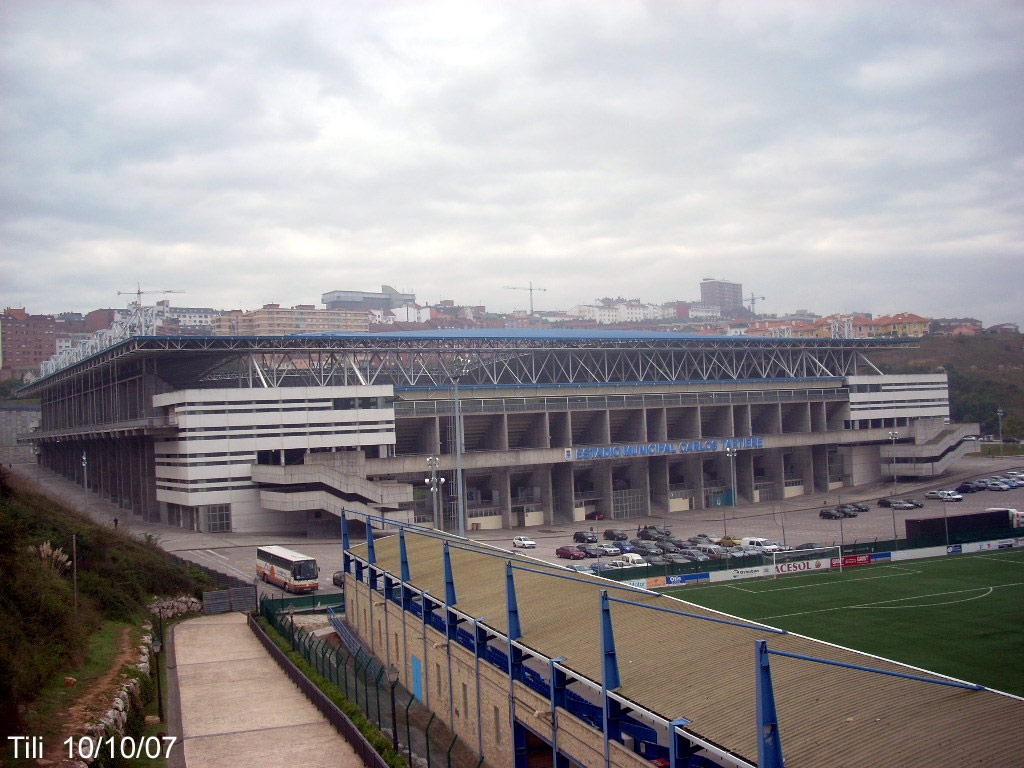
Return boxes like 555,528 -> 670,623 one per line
43,626 -> 137,764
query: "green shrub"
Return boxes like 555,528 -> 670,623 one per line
255,617 -> 408,768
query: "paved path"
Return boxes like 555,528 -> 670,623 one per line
171,612 -> 363,768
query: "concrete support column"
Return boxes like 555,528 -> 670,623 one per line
422,417 -> 441,454
550,411 -> 571,448
595,463 -> 614,518
488,414 -> 509,451
688,455 -> 706,510
736,450 -> 754,504
649,456 -> 669,515
625,459 -> 650,517
733,404 -> 752,437
812,444 -> 830,492
527,467 -> 555,525
646,407 -> 667,442
496,469 -> 512,528
551,462 -> 574,522
792,446 -> 814,498
765,450 -> 785,502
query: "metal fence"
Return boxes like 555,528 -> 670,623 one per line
596,525 -> 1024,582
259,597 -> 480,768
203,586 -> 258,615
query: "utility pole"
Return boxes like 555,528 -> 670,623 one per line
503,282 -> 547,316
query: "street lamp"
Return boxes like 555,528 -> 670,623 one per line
887,431 -> 899,500
425,456 -> 445,530
942,498 -> 950,550
386,665 -> 400,752
724,448 -> 737,538
888,430 -> 900,545
997,408 -> 1005,458
81,450 -> 88,505
451,356 -> 470,538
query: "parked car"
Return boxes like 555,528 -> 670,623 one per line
563,563 -> 594,574
597,543 -> 621,556
603,528 -> 629,541
642,524 -> 673,538
925,490 -> 952,499
633,542 -> 664,556
877,497 -> 895,507
616,541 -> 637,553
638,527 -> 663,541
718,534 -> 744,547
576,544 -> 605,558
678,549 -> 711,562
889,500 -> 917,510
658,536 -> 689,549
742,537 -> 781,553
654,539 -> 683,554
955,482 -> 979,493
900,499 -> 925,508
989,482 -> 1012,491
835,504 -> 860,517
820,508 -> 843,519
644,555 -> 669,566
589,562 -> 617,573
512,536 -> 536,548
935,490 -> 963,502
695,544 -> 730,559
728,545 -> 762,556
556,545 -> 586,560
662,552 -> 695,564
793,543 -> 828,552
573,530 -> 598,543
847,502 -> 869,513
585,511 -> 606,520
694,532 -> 721,544
333,570 -> 345,587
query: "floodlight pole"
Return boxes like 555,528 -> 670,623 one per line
997,408 -> 1004,458
888,431 -> 899,545
725,447 -> 737,537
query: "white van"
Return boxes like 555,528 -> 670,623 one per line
741,537 -> 781,553
616,553 -> 647,566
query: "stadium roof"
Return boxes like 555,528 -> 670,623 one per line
352,527 -> 1022,768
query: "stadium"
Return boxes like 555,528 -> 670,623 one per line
22,329 -> 971,535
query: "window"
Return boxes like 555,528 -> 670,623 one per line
494,706 -> 501,744
203,504 -> 231,532
462,682 -> 468,718
436,664 -> 442,696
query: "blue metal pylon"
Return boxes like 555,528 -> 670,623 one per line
755,640 -> 784,768
341,511 -> 351,572
505,561 -> 522,641
600,591 -> 621,690
443,542 -> 457,606
399,528 -> 411,582
366,521 -> 377,563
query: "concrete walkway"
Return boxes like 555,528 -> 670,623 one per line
171,612 -> 364,768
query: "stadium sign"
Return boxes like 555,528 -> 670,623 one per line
566,436 -> 765,461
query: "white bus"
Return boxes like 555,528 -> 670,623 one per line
256,545 -> 320,592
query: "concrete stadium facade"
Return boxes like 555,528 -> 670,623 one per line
20,330 -> 971,534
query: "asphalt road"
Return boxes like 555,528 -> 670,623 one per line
172,459 -> 1024,590
10,451 -> 1021,590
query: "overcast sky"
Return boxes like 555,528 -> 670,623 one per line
2,1 -> 1022,326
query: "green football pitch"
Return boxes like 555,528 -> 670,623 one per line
662,548 -> 1024,697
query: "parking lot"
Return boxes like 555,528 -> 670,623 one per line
473,456 -> 1024,569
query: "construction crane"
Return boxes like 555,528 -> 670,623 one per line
503,282 -> 547,316
117,283 -> 185,307
746,292 -> 766,315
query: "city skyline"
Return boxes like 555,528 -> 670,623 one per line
2,1 -> 1022,326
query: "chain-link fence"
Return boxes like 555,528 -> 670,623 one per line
260,598 -> 483,768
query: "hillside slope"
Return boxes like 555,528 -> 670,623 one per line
868,333 -> 1024,437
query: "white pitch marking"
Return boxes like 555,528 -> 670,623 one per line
759,581 -> 1024,620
